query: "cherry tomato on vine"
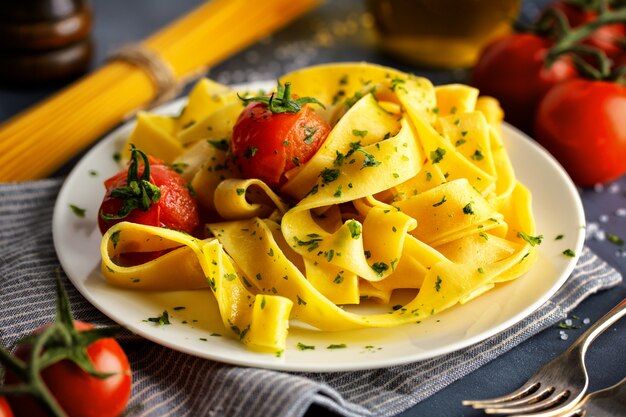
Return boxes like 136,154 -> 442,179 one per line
6,321 -> 131,417
0,397 -> 13,417
98,146 -> 199,235
535,78 -> 626,186
232,82 -> 330,187
472,33 -> 577,133
550,1 -> 626,58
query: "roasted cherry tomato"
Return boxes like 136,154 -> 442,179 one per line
472,33 -> 577,133
6,321 -> 131,417
0,398 -> 13,417
535,78 -> 626,186
98,147 -> 199,235
232,83 -> 330,187
550,1 -> 625,58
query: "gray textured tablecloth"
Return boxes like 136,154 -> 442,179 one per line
0,179 -> 622,417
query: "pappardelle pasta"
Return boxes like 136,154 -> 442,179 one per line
100,63 -> 539,355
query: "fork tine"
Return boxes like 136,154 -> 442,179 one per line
462,382 -> 540,407
484,390 -> 569,415
479,386 -> 554,410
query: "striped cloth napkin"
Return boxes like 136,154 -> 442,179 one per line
1,179 -> 622,417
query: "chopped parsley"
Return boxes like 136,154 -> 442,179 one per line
371,262 -> 389,276
297,342 -> 315,351
146,310 -> 170,325
463,202 -> 474,215
207,138 -> 229,151
432,196 -> 447,207
333,274 -> 344,284
357,148 -> 381,168
320,168 -> 340,184
455,138 -> 466,147
562,249 -> 576,257
292,157 -> 300,166
471,149 -> 484,161
347,220 -> 361,239
242,146 -> 258,159
303,125 -> 318,144
111,230 -> 121,249
167,162 -> 189,174
327,344 -> 347,350
555,234 -> 564,240
69,204 -> 86,218
352,129 -> 368,137
518,232 -> 543,246
435,275 -> 442,292
334,185 -> 343,197
607,233 -> 624,246
333,151 -> 345,167
236,188 -> 245,196
430,148 -> 446,164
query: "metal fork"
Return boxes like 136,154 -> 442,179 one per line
551,377 -> 626,417
463,297 -> 626,416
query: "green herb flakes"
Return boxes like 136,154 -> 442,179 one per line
304,125 -> 318,144
607,233 -> 624,246
207,138 -> 229,151
518,231 -> 543,246
432,196 -> 447,207
562,249 -> 576,257
435,275 -> 442,292
327,344 -> 347,350
430,148 -> 446,164
347,220 -> 362,239
69,204 -> 86,218
371,262 -> 389,276
320,168 -> 340,184
146,310 -> 170,326
297,342 -> 315,351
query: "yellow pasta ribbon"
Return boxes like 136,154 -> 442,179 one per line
99,62 -> 541,354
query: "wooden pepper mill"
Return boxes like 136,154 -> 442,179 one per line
0,0 -> 93,85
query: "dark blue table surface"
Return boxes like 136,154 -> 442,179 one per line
1,1 -> 624,416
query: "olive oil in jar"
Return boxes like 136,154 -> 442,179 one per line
367,0 -> 521,68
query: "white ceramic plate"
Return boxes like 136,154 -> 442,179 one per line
53,82 -> 585,372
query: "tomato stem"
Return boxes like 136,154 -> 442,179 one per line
0,275 -> 123,417
539,4 -> 626,80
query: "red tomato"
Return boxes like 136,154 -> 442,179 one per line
535,78 -> 626,186
98,157 -> 199,235
232,102 -> 330,187
6,321 -> 131,417
550,1 -> 625,58
472,33 -> 577,134
0,398 -> 13,417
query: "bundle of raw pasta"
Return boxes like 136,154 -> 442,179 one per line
100,63 -> 538,355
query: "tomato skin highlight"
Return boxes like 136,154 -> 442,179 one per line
535,79 -> 626,186
472,33 -> 577,134
232,102 -> 330,187
0,398 -> 13,417
98,160 -> 199,235
6,321 -> 132,417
